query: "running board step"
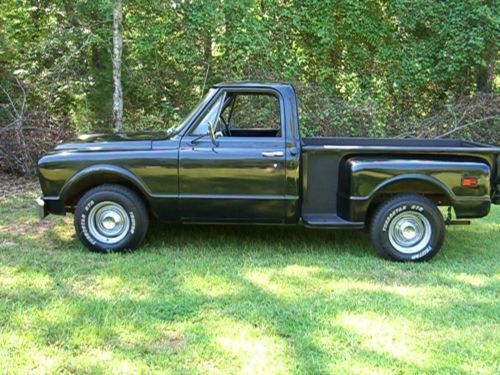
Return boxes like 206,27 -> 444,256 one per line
302,214 -> 364,229
446,220 -> 471,225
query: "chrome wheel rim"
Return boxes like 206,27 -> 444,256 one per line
388,211 -> 431,254
87,201 -> 130,244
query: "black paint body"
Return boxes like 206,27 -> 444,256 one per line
37,82 -> 500,228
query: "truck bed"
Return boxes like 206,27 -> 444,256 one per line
300,137 -> 500,227
302,137 -> 493,149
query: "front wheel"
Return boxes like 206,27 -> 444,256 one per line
370,194 -> 445,261
74,185 -> 149,252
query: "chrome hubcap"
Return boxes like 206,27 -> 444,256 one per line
88,201 -> 130,244
388,212 -> 431,254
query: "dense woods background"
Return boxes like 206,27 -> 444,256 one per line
0,0 -> 498,175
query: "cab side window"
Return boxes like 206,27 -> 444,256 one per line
190,92 -> 281,138
223,94 -> 281,137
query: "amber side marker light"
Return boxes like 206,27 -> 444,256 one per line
461,176 -> 479,188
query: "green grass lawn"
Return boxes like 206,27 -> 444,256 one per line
0,184 -> 499,374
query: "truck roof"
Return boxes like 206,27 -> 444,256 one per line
213,81 -> 292,89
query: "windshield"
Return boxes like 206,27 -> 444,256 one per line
167,88 -> 217,135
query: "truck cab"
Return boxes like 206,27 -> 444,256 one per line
172,82 -> 301,223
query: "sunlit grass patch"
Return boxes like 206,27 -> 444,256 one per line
336,312 -> 425,362
213,315 -> 292,374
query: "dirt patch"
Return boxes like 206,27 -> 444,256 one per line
118,331 -> 186,355
0,219 -> 52,236
0,173 -> 39,200
152,332 -> 185,351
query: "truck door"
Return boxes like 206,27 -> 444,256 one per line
179,89 -> 286,222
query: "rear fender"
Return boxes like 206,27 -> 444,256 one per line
343,158 -> 491,221
368,174 -> 454,202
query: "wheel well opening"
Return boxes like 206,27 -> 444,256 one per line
65,174 -> 152,215
365,180 -> 451,224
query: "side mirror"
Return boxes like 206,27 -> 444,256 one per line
207,121 -> 219,147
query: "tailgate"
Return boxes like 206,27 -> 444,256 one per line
493,154 -> 500,204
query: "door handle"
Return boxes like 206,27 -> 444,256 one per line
261,151 -> 284,157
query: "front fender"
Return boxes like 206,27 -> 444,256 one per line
38,164 -> 152,215
59,164 -> 152,205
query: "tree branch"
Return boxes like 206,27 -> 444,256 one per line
436,116 -> 500,138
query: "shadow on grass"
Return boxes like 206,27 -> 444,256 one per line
4,214 -> 499,290
146,219 -> 373,253
2,259 -> 497,373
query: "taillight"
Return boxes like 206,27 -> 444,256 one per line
461,176 -> 479,188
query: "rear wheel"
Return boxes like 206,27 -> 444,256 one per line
74,185 -> 149,252
370,194 -> 445,261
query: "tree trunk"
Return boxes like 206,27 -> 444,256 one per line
112,0 -> 123,131
476,45 -> 496,94
476,0 -> 497,94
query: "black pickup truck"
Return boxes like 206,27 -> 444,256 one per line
37,82 -> 500,261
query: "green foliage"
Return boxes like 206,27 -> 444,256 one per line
0,0 -> 498,141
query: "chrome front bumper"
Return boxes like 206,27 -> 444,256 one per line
35,197 -> 48,219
